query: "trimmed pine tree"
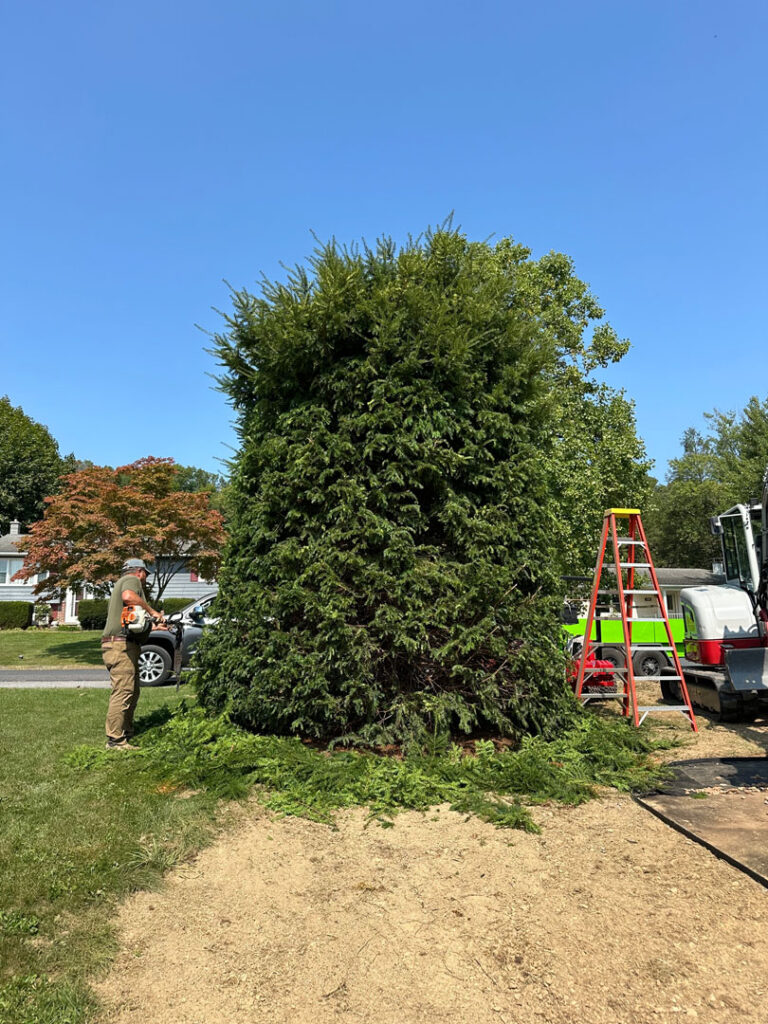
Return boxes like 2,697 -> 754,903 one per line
195,226 -> 641,746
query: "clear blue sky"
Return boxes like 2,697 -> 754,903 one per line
2,0 -> 765,483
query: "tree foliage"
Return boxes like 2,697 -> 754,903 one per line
644,429 -> 724,568
706,397 -> 768,500
0,396 -> 74,532
172,464 -> 227,494
195,226 -> 647,746
549,383 -> 652,578
173,463 -> 233,521
646,398 -> 768,568
15,457 -> 226,600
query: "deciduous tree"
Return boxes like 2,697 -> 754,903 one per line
172,463 -> 233,521
172,464 -> 227,494
646,399 -> 768,569
15,457 -> 226,600
0,396 -> 74,532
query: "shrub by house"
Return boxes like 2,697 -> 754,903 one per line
0,602 -> 33,630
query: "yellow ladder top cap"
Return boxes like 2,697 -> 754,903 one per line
605,508 -> 641,515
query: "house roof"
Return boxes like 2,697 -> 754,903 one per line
0,532 -> 28,555
653,567 -> 726,588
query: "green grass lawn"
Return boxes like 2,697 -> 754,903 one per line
0,630 -> 103,668
0,687 -> 221,1024
0,683 -> 676,1024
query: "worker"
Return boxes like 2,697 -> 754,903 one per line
101,558 -> 166,750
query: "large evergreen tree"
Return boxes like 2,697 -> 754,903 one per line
195,227 -> 646,746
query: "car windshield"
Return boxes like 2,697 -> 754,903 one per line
179,595 -> 217,617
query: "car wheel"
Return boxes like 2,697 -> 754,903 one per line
633,650 -> 668,678
138,645 -> 172,686
594,645 -> 625,669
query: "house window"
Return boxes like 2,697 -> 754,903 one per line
0,558 -> 24,584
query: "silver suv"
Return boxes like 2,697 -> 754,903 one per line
138,593 -> 218,685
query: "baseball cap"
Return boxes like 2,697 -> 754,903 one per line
122,558 -> 150,574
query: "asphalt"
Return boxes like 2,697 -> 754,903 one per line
0,668 -> 110,688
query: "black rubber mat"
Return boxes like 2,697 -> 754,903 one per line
636,757 -> 768,888
652,757 -> 768,795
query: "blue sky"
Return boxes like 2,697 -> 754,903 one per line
2,0 -> 766,483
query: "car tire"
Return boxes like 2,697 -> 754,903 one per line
138,645 -> 172,686
633,649 -> 668,678
594,645 -> 625,669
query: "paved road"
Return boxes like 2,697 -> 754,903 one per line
0,668 -> 110,688
0,669 -> 189,689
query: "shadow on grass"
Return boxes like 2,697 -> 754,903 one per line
133,704 -> 177,735
46,639 -> 104,666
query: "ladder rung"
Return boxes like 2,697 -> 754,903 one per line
580,692 -> 624,700
637,706 -> 693,725
587,618 -> 669,625
598,588 -> 655,594
584,667 -> 626,675
585,646 -> 676,655
638,705 -> 689,712
606,563 -> 652,569
615,538 -> 646,545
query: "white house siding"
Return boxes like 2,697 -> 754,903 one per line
145,558 -> 218,602
0,575 -> 218,614
0,583 -> 37,602
0,526 -> 51,610
96,569 -> 218,618
156,578 -> 219,601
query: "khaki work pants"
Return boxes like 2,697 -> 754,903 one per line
102,639 -> 141,742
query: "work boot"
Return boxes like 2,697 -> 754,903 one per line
105,738 -> 139,751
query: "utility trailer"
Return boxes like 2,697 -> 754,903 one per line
562,572 -> 686,679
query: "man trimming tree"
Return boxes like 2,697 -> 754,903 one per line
101,558 -> 166,750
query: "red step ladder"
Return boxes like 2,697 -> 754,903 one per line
574,508 -> 697,731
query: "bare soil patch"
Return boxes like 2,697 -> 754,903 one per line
97,708 -> 768,1024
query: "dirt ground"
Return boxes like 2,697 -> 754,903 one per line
97,701 -> 768,1024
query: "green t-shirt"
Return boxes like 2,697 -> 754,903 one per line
102,574 -> 147,638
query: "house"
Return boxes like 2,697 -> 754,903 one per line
0,520 -> 73,618
651,566 -> 725,618
0,521 -> 218,624
567,565 -> 726,621
608,566 -> 726,619
136,557 -> 219,603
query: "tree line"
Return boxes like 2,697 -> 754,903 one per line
0,395 -> 227,599
644,397 -> 768,569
